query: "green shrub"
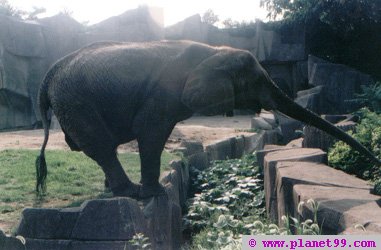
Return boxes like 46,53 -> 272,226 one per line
184,155 -> 322,249
373,179 -> 381,196
352,82 -> 381,114
328,108 -> 381,180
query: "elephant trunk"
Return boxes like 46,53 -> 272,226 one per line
268,82 -> 381,166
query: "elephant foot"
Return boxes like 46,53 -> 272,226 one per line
112,182 -> 141,199
138,183 -> 166,199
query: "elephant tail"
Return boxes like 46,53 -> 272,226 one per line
269,80 -> 381,166
35,80 -> 51,194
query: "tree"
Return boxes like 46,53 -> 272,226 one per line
222,18 -> 237,28
202,9 -> 219,25
260,0 -> 380,33
0,0 -> 46,20
260,0 -> 381,80
0,0 -> 25,18
26,6 -> 46,20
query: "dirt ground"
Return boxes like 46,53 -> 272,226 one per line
0,115 -> 254,152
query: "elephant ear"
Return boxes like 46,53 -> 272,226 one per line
181,52 -> 235,115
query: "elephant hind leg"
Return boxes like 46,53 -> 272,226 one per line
63,131 -> 81,151
58,109 -> 139,197
88,150 -> 141,198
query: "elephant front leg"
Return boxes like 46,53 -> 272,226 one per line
137,135 -> 168,199
136,119 -> 176,199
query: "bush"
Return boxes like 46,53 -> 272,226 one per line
328,108 -> 381,180
184,155 -> 322,249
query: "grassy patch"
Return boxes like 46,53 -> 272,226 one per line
0,149 -> 178,234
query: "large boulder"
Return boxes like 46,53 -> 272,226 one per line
0,7 -> 165,131
307,55 -> 373,114
165,14 -> 210,43
295,85 -> 327,114
86,7 -> 164,44
0,15 -> 49,129
38,14 -> 85,62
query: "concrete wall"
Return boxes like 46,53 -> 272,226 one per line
258,145 -> 381,235
0,8 -> 307,131
0,7 -> 164,131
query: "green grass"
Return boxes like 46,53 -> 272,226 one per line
0,149 -> 178,234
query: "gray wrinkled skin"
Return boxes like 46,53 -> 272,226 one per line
36,40 -> 380,199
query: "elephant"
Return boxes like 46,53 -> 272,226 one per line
35,40 -> 380,199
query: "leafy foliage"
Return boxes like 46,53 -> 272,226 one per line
127,233 -> 151,250
0,0 -> 46,20
184,155 -> 322,249
328,108 -> 381,180
260,0 -> 380,29
201,9 -> 219,26
351,82 -> 381,114
0,0 -> 25,18
373,179 -> 381,196
260,0 -> 381,80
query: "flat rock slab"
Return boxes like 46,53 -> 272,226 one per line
17,198 -> 150,241
275,161 -> 381,234
16,182 -> 184,250
263,147 -> 327,222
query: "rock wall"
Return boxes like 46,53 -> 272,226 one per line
0,16 -> 48,129
258,145 -> 381,235
295,55 -> 374,114
0,8 -> 306,131
0,6 -> 373,130
0,7 -> 164,131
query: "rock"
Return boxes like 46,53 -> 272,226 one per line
295,85 -> 327,114
302,115 -> 357,151
204,136 -> 249,161
165,14 -> 210,43
187,152 -> 209,170
169,160 -> 190,208
205,139 -> 232,161
38,14 -> 85,62
17,196 -> 182,250
275,161 -> 381,234
286,138 -> 303,148
231,136 -> 245,159
86,7 -> 164,44
256,144 -> 292,171
275,113 -> 303,143
263,148 -> 327,222
179,140 -> 204,157
0,15 -> 48,130
259,111 -> 277,128
251,116 -> 274,130
16,207 -> 80,239
71,198 -> 150,241
243,132 -> 267,153
143,195 -> 181,250
307,55 -> 373,114
0,7 -> 165,131
0,230 -> 25,250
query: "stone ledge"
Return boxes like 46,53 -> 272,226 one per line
260,147 -> 381,234
261,147 -> 328,223
15,158 -> 190,250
